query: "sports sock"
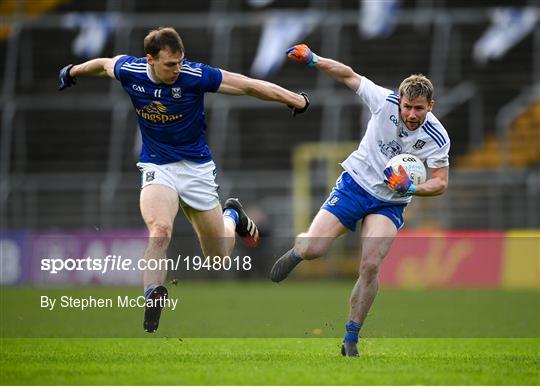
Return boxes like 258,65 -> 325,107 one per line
144,284 -> 157,300
290,249 -> 302,263
344,320 -> 362,343
223,208 -> 239,226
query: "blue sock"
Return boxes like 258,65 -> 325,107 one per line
144,284 -> 157,300
290,249 -> 302,263
223,208 -> 239,226
344,320 -> 362,343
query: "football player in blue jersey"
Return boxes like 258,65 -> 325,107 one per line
59,27 -> 309,333
270,44 -> 450,356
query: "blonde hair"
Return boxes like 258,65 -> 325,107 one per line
398,74 -> 434,102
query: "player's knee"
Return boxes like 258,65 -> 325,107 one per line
294,233 -> 328,260
148,222 -> 173,240
359,259 -> 380,281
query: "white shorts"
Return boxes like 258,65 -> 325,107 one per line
137,160 -> 220,211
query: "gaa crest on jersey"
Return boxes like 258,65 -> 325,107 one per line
413,139 -> 426,150
145,171 -> 155,182
172,87 -> 182,99
378,140 -> 402,158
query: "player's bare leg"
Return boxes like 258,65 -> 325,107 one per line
270,209 -> 347,282
141,184 -> 179,286
342,214 -> 397,356
140,184 -> 179,333
184,198 -> 260,259
183,204 -> 236,258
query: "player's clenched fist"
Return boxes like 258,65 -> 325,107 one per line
286,44 -> 319,67
58,64 -> 77,91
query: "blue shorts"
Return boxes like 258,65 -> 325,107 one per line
321,172 -> 406,231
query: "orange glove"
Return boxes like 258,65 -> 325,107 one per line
384,165 -> 416,196
286,44 -> 318,67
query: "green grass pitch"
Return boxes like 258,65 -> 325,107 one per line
1,338 -> 538,385
1,281 -> 539,385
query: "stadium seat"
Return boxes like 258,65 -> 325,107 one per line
457,101 -> 540,168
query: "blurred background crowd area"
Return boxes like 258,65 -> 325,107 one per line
0,0 -> 538,235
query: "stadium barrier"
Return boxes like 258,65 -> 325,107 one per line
0,230 -> 538,288
297,230 -> 540,289
0,231 -> 147,285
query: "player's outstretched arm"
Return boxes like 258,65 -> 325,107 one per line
217,70 -> 309,116
286,44 -> 361,92
59,55 -> 124,90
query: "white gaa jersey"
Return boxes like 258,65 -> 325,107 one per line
341,76 -> 450,204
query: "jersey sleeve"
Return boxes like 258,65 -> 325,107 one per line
199,64 -> 223,93
113,55 -> 134,83
426,141 -> 450,169
356,76 -> 392,114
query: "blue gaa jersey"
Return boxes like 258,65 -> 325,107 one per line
114,56 -> 222,164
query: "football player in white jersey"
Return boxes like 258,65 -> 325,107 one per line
59,27 -> 309,333
270,44 -> 450,357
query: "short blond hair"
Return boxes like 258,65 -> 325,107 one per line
398,74 -> 434,102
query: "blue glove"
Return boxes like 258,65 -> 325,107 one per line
59,64 -> 76,91
384,165 -> 416,196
